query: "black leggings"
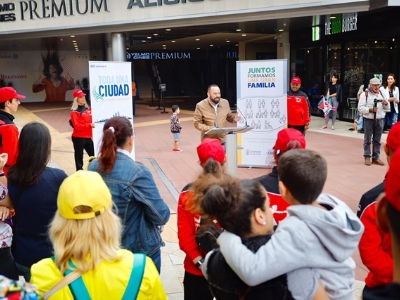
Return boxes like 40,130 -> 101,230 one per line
0,247 -> 18,280
183,271 -> 213,300
72,137 -> 95,171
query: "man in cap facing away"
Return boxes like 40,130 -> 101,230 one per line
358,77 -> 390,166
0,87 -> 26,175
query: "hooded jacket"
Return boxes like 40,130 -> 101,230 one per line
212,194 -> 364,300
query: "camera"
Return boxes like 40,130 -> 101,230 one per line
373,98 -> 382,104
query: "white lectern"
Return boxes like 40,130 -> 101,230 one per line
204,126 -> 253,177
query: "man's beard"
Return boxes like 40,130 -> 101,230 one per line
210,97 -> 220,105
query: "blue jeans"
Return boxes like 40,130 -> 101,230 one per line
363,118 -> 383,160
384,111 -> 398,128
149,249 -> 161,274
15,262 -> 31,282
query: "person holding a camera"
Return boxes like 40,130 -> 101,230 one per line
358,77 -> 390,166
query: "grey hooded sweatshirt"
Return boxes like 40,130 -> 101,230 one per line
209,194 -> 364,300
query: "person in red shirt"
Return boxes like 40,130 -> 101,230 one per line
0,87 -> 25,176
254,128 -> 306,224
70,89 -> 95,171
32,51 -> 75,102
177,138 -> 226,300
287,77 -> 311,135
358,122 -> 400,297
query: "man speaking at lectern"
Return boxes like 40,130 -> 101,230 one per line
194,84 -> 241,143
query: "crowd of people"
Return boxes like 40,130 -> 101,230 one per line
0,80 -> 398,300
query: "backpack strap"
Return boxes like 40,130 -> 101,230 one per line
121,253 -> 146,300
65,261 -> 91,300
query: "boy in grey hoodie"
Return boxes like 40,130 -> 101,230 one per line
204,149 -> 364,300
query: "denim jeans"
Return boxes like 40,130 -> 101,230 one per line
363,118 -> 383,160
15,262 -> 31,282
149,249 -> 161,274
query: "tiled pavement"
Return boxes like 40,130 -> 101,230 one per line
16,101 -> 386,299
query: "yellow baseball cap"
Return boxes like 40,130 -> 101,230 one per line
57,171 -> 112,220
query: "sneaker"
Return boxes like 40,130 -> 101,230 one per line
331,126 -> 335,130
364,158 -> 371,166
372,158 -> 384,166
319,125 -> 328,130
173,148 -> 183,152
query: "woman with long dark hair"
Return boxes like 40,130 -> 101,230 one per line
7,122 -> 67,282
88,117 -> 170,272
321,73 -> 341,130
380,73 -> 399,131
32,51 -> 75,102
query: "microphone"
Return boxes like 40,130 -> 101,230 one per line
235,104 -> 248,127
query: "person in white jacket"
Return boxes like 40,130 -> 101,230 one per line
358,77 -> 390,166
380,73 -> 399,131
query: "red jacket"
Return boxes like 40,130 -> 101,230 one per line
0,111 -> 19,176
268,192 -> 290,224
358,182 -> 393,288
70,107 -> 93,138
287,95 -> 310,126
177,186 -> 207,276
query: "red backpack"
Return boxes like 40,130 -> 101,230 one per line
287,95 -> 310,126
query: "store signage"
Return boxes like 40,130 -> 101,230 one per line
3,0 -> 110,21
325,13 -> 357,35
127,51 -> 192,60
127,0 -> 203,9
0,3 -> 16,22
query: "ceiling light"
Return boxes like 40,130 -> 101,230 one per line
60,38 -> 63,41
70,35 -> 75,37
375,40 -> 377,43
171,41 -> 176,43
153,33 -> 158,36
278,29 -> 284,32
197,47 -> 200,50
393,38 -> 395,42
75,49 -> 79,51
210,44 -> 213,47
166,29 -> 171,31
162,44 -> 166,47
236,29 -> 241,32
72,40 -> 76,42
147,36 -> 151,39
126,48 -> 129,50
330,16 -> 336,19
235,44 -> 238,46
242,34 -> 247,37
226,40 -> 230,43
196,38 -> 200,41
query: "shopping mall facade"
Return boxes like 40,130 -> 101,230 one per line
0,0 -> 399,119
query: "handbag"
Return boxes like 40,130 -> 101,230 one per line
195,218 -> 223,253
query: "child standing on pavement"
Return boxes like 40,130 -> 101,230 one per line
171,105 -> 182,152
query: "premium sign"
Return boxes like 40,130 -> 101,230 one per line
325,13 -> 357,35
127,0 -> 203,9
17,0 -> 109,20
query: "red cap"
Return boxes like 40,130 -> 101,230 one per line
385,149 -> 400,212
73,89 -> 86,98
273,128 -> 306,152
197,138 -> 225,165
0,87 -> 26,103
386,122 -> 400,151
291,77 -> 301,85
